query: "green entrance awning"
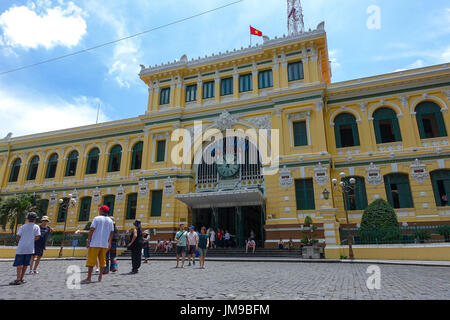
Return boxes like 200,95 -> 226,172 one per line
175,189 -> 265,209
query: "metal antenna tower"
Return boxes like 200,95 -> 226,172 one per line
287,0 -> 305,35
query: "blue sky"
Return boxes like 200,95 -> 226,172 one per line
0,0 -> 449,138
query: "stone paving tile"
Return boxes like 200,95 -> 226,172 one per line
0,260 -> 449,300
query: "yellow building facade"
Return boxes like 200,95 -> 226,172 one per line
1,22 -> 450,249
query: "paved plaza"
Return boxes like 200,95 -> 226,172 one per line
0,259 -> 449,300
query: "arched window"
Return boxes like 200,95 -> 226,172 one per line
9,158 -> 21,182
86,148 -> 100,175
38,199 -> 49,217
415,101 -> 447,139
342,177 -> 368,210
27,156 -> 39,181
384,173 -> 414,209
108,145 -> 122,172
78,197 -> 92,221
103,195 -> 116,216
430,170 -> 450,207
334,113 -> 360,148
131,142 -> 143,170
373,107 -> 402,144
45,153 -> 58,179
65,151 -> 79,177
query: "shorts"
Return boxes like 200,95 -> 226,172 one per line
199,248 -> 208,257
34,246 -> 44,257
176,245 -> 187,255
188,245 -> 196,255
13,254 -> 32,267
86,247 -> 107,268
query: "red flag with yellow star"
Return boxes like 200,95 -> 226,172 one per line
250,26 -> 263,37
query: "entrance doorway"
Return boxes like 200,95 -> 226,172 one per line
192,206 -> 264,248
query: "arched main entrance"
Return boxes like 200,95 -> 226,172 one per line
176,136 -> 266,248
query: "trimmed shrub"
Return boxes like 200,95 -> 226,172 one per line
359,199 -> 400,243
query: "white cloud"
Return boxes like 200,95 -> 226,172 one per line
328,49 -> 341,68
0,0 -> 87,50
0,88 -> 110,138
408,59 -> 425,69
441,46 -> 450,62
82,1 -> 141,88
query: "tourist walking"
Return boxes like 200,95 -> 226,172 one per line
143,230 -> 150,264
128,220 -> 144,274
198,226 -> 210,269
209,228 -> 216,249
187,226 -> 199,266
174,224 -> 188,268
103,216 -> 119,274
82,205 -> 114,284
9,212 -> 41,285
29,216 -> 53,274
217,228 -> 223,248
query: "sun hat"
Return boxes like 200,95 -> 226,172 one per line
27,212 -> 38,220
41,216 -> 50,222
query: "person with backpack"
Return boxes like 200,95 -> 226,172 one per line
127,220 -> 144,274
174,224 -> 188,268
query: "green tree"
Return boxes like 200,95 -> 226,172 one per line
359,199 -> 400,243
0,194 -> 42,234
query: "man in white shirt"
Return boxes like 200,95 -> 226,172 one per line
187,226 -> 199,266
83,205 -> 114,284
10,212 -> 40,285
224,230 -> 231,248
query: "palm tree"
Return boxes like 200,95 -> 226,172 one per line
0,194 -> 41,234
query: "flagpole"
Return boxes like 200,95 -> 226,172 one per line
250,25 -> 252,47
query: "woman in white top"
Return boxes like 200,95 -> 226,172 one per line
209,229 -> 216,249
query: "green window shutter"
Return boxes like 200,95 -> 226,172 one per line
203,81 -> 214,99
46,154 -> 58,179
288,61 -> 304,81
103,195 -> 116,216
39,200 -> 49,216
373,119 -> 382,144
108,145 -> 122,172
160,88 -> 170,105
126,194 -> 137,220
65,151 -> 78,176
384,176 -> 394,208
293,121 -> 308,146
79,197 -> 91,221
351,122 -> 360,146
392,117 -> 402,142
131,142 -> 143,170
156,140 -> 166,162
86,149 -> 99,174
416,113 -> 426,139
384,174 -> 413,209
150,190 -> 163,217
185,84 -> 197,102
431,172 -> 443,206
435,110 -> 448,137
27,157 -> 39,180
220,77 -> 233,96
239,74 -> 252,92
295,179 -> 315,210
258,70 -> 273,89
57,198 -> 69,222
334,123 -> 342,148
344,177 -> 368,210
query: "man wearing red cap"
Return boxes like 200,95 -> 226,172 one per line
82,205 -> 114,284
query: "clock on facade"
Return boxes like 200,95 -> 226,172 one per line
216,155 -> 240,178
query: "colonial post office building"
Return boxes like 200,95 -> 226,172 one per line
1,22 -> 450,250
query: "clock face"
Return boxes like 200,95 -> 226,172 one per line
216,156 -> 239,178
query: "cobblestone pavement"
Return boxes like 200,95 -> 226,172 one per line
0,260 -> 449,300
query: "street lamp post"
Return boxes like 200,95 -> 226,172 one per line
58,194 -> 77,258
331,172 -> 357,260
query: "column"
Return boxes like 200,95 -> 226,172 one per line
279,52 -> 288,89
272,53 -> 280,91
169,79 -> 176,108
233,67 -> 239,100
141,128 -> 151,170
147,83 -> 154,113
197,77 -> 203,105
152,83 -> 160,111
252,62 -> 259,97
308,43 -> 320,83
120,139 -> 131,178
214,71 -> 221,104
301,47 -> 311,83
97,142 -> 108,180
55,149 -> 66,183
235,206 -> 243,247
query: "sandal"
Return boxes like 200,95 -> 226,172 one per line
9,280 -> 22,285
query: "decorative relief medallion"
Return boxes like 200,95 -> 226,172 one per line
410,159 -> 428,184
164,177 -> 175,196
116,185 -> 125,202
313,162 -> 329,186
279,166 -> 293,188
366,163 -> 383,186
50,191 -> 57,207
213,111 -> 238,131
93,187 -> 101,204
139,179 -> 149,198
242,115 -> 272,130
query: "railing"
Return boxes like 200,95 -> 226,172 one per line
0,233 -> 89,247
340,225 -> 450,245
